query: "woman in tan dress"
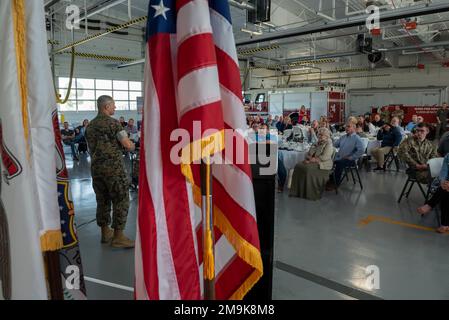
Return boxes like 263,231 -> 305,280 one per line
289,128 -> 334,201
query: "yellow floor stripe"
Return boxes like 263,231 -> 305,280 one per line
359,215 -> 437,233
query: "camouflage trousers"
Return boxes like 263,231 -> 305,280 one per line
92,174 -> 129,230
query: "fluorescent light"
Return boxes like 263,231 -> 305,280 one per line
241,28 -> 263,36
262,22 -> 276,28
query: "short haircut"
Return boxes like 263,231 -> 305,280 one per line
416,123 -> 429,130
128,118 -> 134,122
97,95 -> 114,111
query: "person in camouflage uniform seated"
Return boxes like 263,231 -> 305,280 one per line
86,96 -> 136,248
398,123 -> 438,184
380,106 -> 391,125
391,106 -> 404,125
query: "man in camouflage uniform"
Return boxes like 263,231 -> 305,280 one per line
380,107 -> 391,125
398,123 -> 438,184
391,106 -> 404,125
436,102 -> 448,140
86,96 -> 135,248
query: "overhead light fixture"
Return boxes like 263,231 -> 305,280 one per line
402,48 -> 445,55
261,21 -> 276,28
241,28 -> 263,36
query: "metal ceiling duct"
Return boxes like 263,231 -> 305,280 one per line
236,2 -> 449,46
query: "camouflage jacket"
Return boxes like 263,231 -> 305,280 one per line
398,136 -> 438,168
380,110 -> 391,123
86,113 -> 127,177
391,110 -> 404,121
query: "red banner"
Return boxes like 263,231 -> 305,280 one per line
372,105 -> 440,124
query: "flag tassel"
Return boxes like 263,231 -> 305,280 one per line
201,159 -> 215,299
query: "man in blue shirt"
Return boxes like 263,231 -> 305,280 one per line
406,115 -> 418,132
371,123 -> 402,171
327,122 -> 365,190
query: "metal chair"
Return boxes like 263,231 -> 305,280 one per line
340,161 -> 364,190
383,147 -> 400,172
397,167 -> 428,203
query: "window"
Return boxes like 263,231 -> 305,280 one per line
77,90 -> 95,100
113,91 -> 129,101
57,77 -> 143,112
77,100 -> 96,111
96,79 -> 112,90
113,80 -> 128,90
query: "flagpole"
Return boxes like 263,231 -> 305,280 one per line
44,251 -> 64,300
201,159 -> 215,300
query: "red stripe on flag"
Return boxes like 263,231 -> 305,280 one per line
216,47 -> 243,100
213,178 -> 260,249
191,167 -> 260,250
179,101 -> 224,134
177,33 -> 216,81
138,126 -> 159,300
216,256 -> 254,299
176,0 -> 195,12
149,36 -> 201,300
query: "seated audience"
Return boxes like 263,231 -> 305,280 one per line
61,121 -> 81,161
119,116 -> 127,128
372,114 -> 384,128
438,131 -> 449,157
371,123 -> 402,171
406,115 -> 418,132
75,119 -> 89,153
391,116 -> 405,138
417,154 -> 449,233
276,116 -> 285,133
398,123 -> 438,184
306,120 -> 319,144
356,124 -> 369,138
300,115 -> 310,126
357,116 -> 370,133
126,118 -> 139,148
271,115 -> 279,129
416,116 -> 424,125
348,116 -> 358,126
365,118 -> 377,136
289,128 -> 334,200
326,122 -> 365,190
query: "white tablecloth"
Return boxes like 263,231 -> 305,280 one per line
279,149 -> 308,171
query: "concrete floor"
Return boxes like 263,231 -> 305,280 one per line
68,153 -> 449,300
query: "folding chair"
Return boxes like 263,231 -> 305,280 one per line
340,161 -> 364,190
357,138 -> 370,172
397,167 -> 428,203
384,147 -> 400,172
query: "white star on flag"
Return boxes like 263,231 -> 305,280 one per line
152,0 -> 170,20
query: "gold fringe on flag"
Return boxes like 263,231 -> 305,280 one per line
192,185 -> 263,299
12,0 -> 30,160
40,230 -> 64,252
181,130 -> 225,185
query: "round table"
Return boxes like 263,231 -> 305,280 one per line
279,149 -> 308,172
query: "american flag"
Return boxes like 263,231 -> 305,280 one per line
135,0 -> 263,300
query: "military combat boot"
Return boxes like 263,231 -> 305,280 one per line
111,230 -> 135,248
101,226 -> 114,243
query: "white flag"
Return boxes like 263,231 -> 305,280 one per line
0,0 -> 62,299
